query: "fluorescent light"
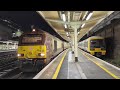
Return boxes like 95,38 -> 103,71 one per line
86,12 -> 93,20
66,32 -> 68,34
66,32 -> 69,36
64,24 -> 67,28
62,14 -> 66,21
81,23 -> 85,28
82,11 -> 88,20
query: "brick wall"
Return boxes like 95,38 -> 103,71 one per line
95,19 -> 120,59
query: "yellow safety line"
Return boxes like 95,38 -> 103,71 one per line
80,50 -> 120,79
52,50 -> 68,79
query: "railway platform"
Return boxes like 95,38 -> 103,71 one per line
33,48 -> 120,79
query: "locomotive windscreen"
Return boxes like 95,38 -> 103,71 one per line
90,39 -> 106,49
20,34 -> 44,45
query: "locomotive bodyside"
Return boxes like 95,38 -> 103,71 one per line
17,29 -> 68,72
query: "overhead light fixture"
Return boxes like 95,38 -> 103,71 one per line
78,32 -> 80,34
66,32 -> 68,35
67,35 -> 69,37
66,32 -> 69,36
62,14 -> 66,22
64,24 -> 67,28
82,11 -> 88,20
86,12 -> 93,20
81,23 -> 85,28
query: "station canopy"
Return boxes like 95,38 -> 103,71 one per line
37,11 -> 114,42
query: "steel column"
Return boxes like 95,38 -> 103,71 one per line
72,36 -> 74,54
74,27 -> 78,62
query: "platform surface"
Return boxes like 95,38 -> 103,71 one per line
34,48 -> 120,79
57,48 -> 120,79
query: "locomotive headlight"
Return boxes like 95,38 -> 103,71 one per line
41,53 -> 45,56
17,54 -> 21,57
38,53 -> 45,57
17,54 -> 24,57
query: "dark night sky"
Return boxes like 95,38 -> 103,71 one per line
0,11 -> 67,42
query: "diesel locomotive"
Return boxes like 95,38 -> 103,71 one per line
17,28 -> 69,72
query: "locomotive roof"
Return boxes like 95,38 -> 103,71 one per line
21,29 -> 46,36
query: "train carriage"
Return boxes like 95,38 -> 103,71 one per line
78,36 -> 106,57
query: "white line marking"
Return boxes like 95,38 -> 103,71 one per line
67,51 -> 72,79
75,63 -> 87,79
68,51 -> 73,62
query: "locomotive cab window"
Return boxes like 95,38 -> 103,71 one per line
90,39 -> 106,49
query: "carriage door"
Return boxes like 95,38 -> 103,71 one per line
54,40 -> 57,52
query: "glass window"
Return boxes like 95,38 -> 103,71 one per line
90,39 -> 106,48
21,34 -> 43,45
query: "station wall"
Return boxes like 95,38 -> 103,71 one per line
94,19 -> 120,59
0,24 -> 13,40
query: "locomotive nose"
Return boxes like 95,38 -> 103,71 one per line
29,52 -> 32,55
26,51 -> 33,58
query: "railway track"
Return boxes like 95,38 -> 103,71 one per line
0,60 -> 16,70
0,50 -> 66,79
0,51 -> 18,77
0,60 -> 18,77
1,69 -> 37,79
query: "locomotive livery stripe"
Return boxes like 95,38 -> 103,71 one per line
52,50 -> 68,79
